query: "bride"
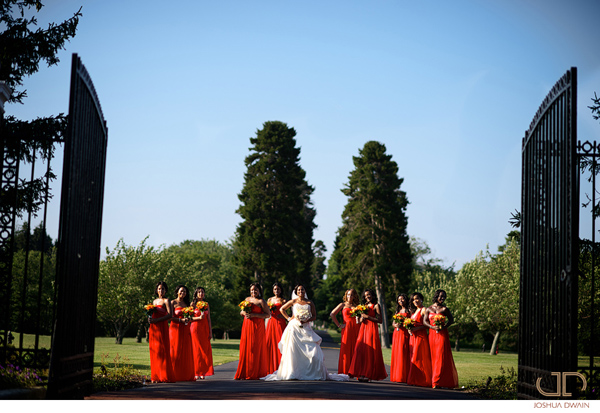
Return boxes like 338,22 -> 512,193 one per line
262,284 -> 348,381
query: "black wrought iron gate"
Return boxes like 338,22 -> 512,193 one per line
46,54 -> 108,398
518,68 -> 581,399
0,54 -> 107,398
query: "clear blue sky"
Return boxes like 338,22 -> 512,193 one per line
9,0 -> 600,269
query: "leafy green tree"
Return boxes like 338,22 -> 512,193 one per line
453,235 -> 520,354
10,247 -> 56,336
163,239 -> 240,336
407,237 -> 475,350
97,238 -> 164,344
233,121 -> 316,299
313,238 -> 347,326
410,236 -> 455,276
577,240 -> 600,357
311,240 -> 327,291
13,221 -> 54,253
333,141 -> 413,347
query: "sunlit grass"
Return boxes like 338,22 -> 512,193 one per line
18,331 -> 598,389
93,336 -> 241,376
328,328 -> 517,387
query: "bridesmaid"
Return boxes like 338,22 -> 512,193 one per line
169,284 -> 195,381
234,282 -> 270,380
424,289 -> 458,388
266,282 -> 287,374
406,292 -> 432,387
148,281 -> 175,383
390,293 -> 411,383
329,289 -> 360,374
347,289 -> 388,382
190,286 -> 214,380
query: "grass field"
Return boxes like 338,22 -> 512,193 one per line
91,333 -> 517,387
13,331 -> 596,389
327,330 -> 517,387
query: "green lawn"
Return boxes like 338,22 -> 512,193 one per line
329,329 -> 517,387
10,332 -> 525,387
93,336 -> 241,377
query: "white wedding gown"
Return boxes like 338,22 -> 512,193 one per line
262,303 -> 349,381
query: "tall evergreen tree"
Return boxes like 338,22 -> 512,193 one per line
334,141 -> 413,347
233,121 -> 316,299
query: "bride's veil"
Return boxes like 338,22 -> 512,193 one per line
291,290 -> 309,300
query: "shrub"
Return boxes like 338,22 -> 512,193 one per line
92,353 -> 144,393
464,366 -> 517,399
0,363 -> 44,389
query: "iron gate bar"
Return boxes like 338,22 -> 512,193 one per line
18,152 -> 36,350
34,147 -> 53,350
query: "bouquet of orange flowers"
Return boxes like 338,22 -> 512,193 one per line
196,301 -> 208,312
238,300 -> 251,313
349,304 -> 367,321
392,312 -> 406,329
268,301 -> 277,312
432,314 -> 447,333
145,304 -> 157,317
403,318 -> 415,331
181,306 -> 195,323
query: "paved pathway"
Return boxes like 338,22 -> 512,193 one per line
86,330 -> 478,400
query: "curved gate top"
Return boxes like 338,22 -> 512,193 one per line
519,67 -> 579,399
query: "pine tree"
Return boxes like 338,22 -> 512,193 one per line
334,141 -> 413,347
233,121 -> 316,299
1,0 -> 82,104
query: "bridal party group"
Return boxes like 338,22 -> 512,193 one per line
145,280 -> 458,389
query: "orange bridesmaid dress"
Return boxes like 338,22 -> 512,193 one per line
347,304 -> 388,381
234,303 -> 269,380
190,307 -> 214,378
428,313 -> 458,388
406,310 -> 432,387
338,307 -> 360,374
390,311 -> 411,383
169,307 -> 195,381
149,305 -> 175,382
266,301 -> 287,374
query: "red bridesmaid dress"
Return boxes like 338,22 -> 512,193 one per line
266,301 -> 287,374
190,307 -> 214,378
428,313 -> 458,388
149,305 -> 175,382
406,309 -> 432,387
390,311 -> 411,383
347,304 -> 388,381
338,307 -> 360,374
169,307 -> 195,381
234,303 -> 269,380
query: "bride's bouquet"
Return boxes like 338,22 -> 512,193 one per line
294,307 -> 311,328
